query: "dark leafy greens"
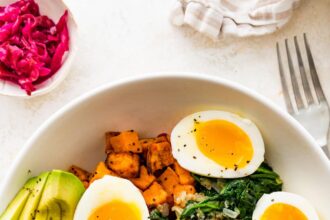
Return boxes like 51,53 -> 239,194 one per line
149,209 -> 169,220
180,163 -> 282,220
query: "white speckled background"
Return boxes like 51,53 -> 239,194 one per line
0,0 -> 329,181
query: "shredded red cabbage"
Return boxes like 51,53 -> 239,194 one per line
0,0 -> 69,95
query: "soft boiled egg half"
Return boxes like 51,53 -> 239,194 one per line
252,192 -> 319,220
171,110 -> 265,178
74,175 -> 149,220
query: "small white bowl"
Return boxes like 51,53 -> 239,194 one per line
0,0 -> 78,98
0,73 -> 330,218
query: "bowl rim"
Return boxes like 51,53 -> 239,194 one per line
1,72 -> 330,194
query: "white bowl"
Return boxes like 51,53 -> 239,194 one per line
0,0 -> 78,98
1,73 -> 330,218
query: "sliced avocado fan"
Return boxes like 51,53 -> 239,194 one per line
35,170 -> 85,220
0,177 -> 37,220
0,170 -> 85,220
19,172 -> 50,220
47,202 -> 61,220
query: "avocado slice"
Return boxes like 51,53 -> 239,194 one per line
35,170 -> 85,220
34,202 -> 61,220
19,172 -> 50,220
0,177 -> 37,220
34,205 -> 48,220
47,202 -> 61,220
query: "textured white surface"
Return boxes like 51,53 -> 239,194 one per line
0,0 -> 329,180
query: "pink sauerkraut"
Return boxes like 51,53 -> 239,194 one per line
0,0 -> 69,95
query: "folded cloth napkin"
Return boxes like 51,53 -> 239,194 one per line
170,0 -> 300,40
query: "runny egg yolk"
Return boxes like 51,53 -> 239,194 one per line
261,203 -> 308,220
195,120 -> 253,170
88,200 -> 141,220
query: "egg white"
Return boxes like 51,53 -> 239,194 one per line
171,110 -> 265,178
73,175 -> 149,220
252,192 -> 319,220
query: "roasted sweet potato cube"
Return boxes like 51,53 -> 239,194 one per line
140,138 -> 155,152
89,161 -> 118,184
173,161 -> 195,185
109,130 -> 142,153
143,182 -> 168,207
158,167 -> 179,195
130,166 -> 156,190
157,133 -> 170,142
69,165 -> 91,188
173,184 -> 196,207
139,135 -> 168,152
147,142 -> 175,173
105,131 -> 120,153
140,135 -> 169,160
107,152 -> 140,178
69,165 -> 91,182
82,181 -> 89,188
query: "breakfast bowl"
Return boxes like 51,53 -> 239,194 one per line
0,0 -> 78,98
1,73 -> 330,219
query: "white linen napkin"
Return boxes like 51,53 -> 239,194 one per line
170,0 -> 300,40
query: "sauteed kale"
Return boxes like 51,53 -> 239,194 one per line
150,209 -> 171,220
150,163 -> 282,220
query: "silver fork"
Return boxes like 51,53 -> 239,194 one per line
276,34 -> 330,157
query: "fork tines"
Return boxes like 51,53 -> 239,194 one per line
276,33 -> 327,113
